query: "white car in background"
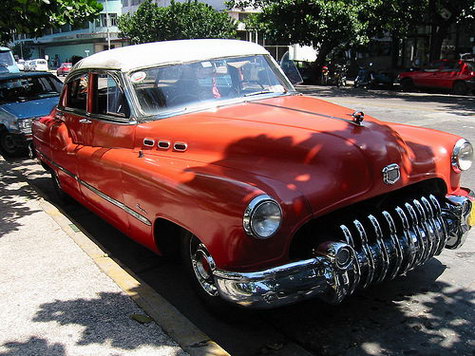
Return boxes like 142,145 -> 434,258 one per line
16,59 -> 25,71
30,59 -> 48,71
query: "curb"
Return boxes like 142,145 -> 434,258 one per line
1,155 -> 230,356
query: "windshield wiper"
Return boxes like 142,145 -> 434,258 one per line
244,90 -> 275,97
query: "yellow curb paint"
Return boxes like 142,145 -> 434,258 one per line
26,186 -> 231,356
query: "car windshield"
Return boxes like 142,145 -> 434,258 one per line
130,54 -> 294,117
0,75 -> 63,104
0,51 -> 14,67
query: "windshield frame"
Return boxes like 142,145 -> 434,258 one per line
126,54 -> 297,121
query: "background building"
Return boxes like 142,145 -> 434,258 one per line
13,0 -> 126,67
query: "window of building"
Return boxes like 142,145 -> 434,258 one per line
95,13 -> 118,27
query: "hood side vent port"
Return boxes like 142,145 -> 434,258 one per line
174,142 -> 188,152
158,140 -> 171,150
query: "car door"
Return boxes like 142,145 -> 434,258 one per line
75,71 -> 137,234
437,61 -> 460,89
417,61 -> 443,87
50,72 -> 90,200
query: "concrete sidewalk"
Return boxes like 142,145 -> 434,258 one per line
0,156 -> 189,356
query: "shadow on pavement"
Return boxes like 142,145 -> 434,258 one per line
297,85 -> 475,116
0,161 -> 41,237
32,291 -> 179,350
0,337 -> 66,356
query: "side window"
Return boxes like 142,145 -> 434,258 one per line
95,73 -> 130,118
67,73 -> 88,112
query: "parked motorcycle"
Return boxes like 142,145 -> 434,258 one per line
354,63 -> 394,89
333,64 -> 347,88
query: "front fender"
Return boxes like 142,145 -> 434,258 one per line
121,153 -> 312,271
387,122 -> 463,193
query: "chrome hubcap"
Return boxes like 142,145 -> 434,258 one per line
190,241 -> 218,297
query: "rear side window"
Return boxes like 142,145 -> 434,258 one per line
67,74 -> 88,112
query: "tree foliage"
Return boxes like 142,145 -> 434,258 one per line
230,0 -> 475,63
0,0 -> 103,44
229,0 -> 372,68
118,0 -> 237,44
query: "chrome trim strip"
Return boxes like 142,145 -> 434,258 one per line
252,102 -> 359,126
79,180 -> 152,226
36,151 -> 151,226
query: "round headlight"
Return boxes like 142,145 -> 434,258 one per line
452,139 -> 473,172
243,195 -> 282,239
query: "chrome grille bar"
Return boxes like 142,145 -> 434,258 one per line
333,194 -> 450,299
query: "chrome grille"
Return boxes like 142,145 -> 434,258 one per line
338,194 -> 447,290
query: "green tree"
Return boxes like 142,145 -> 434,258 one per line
425,0 -> 475,60
118,0 -> 237,44
229,0 -> 372,70
0,0 -> 103,44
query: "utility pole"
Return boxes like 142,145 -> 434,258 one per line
105,0 -> 111,50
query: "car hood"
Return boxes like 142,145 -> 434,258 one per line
140,95 -> 435,215
1,96 -> 59,119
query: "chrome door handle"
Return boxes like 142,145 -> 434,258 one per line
79,118 -> 92,124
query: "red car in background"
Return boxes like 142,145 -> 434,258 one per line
56,62 -> 72,77
398,59 -> 475,95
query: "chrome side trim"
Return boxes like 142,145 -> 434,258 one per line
36,151 -> 151,226
80,180 -> 152,226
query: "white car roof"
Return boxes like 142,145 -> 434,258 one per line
73,39 -> 270,73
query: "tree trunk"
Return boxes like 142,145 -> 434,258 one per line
429,24 -> 449,61
314,41 -> 331,84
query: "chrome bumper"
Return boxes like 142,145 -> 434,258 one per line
213,193 -> 474,309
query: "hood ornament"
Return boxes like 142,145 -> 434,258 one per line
351,111 -> 365,126
382,164 -> 401,184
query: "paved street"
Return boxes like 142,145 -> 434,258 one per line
1,86 -> 474,356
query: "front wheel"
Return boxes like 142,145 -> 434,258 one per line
0,131 -> 19,156
181,232 -> 232,312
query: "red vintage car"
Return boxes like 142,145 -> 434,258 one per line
56,62 -> 72,77
398,59 -> 475,95
32,40 -> 474,309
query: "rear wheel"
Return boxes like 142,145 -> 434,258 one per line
453,81 -> 467,95
400,78 -> 414,92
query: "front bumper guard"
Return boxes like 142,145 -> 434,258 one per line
212,193 -> 474,309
